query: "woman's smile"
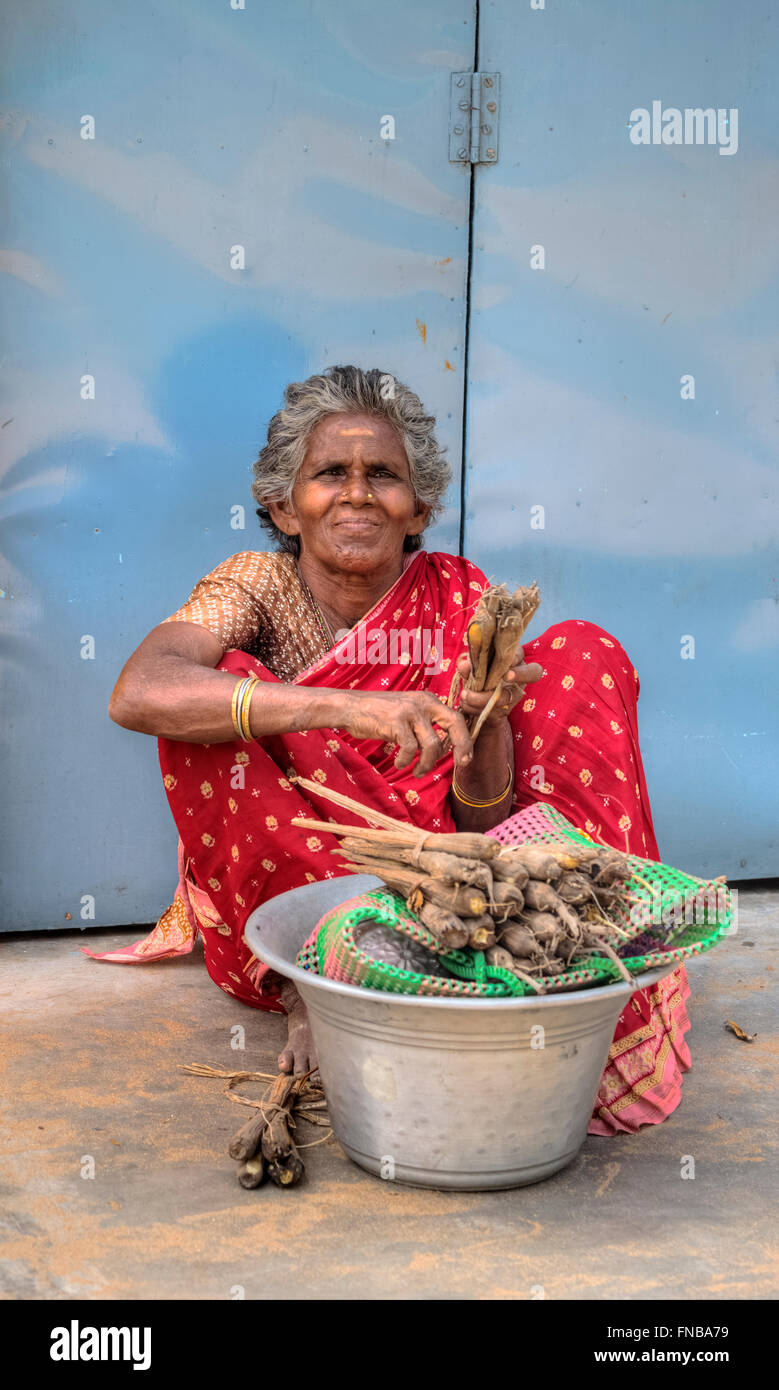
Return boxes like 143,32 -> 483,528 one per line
334,516 -> 380,531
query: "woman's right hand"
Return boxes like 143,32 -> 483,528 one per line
337,689 -> 473,778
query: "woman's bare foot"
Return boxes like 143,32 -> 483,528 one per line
278,979 -> 320,1080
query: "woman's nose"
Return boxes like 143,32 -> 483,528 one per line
340,476 -> 374,503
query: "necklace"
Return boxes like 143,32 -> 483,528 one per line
296,565 -> 336,650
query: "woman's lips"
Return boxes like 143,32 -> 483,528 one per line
334,519 -> 380,532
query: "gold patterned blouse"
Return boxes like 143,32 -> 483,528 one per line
162,551 -> 328,681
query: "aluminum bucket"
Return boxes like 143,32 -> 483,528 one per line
245,876 -> 675,1190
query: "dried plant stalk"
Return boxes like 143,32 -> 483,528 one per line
494,846 -> 562,882
336,837 -> 493,893
555,870 -> 595,906
488,857 -> 529,888
489,880 -> 525,910
416,902 -> 470,951
547,843 -> 605,870
497,922 -> 538,959
338,858 -> 488,918
291,814 -> 499,863
237,1155 -> 267,1189
487,944 -> 516,973
291,776 -> 417,833
228,1110 -> 267,1163
466,914 -> 497,950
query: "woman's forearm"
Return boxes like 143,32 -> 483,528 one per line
449,719 -> 515,832
114,661 -> 349,743
108,623 -> 346,744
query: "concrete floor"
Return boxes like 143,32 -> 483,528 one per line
1,884 -> 776,1301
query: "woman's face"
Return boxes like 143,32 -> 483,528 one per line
268,412 -> 430,573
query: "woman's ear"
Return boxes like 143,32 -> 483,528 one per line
405,500 -> 432,537
267,497 -> 301,537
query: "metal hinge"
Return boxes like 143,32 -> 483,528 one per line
449,71 -> 500,164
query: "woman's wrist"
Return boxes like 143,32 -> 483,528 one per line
453,719 -> 513,790
452,761 -> 513,807
449,719 -> 515,829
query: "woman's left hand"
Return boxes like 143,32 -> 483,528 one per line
455,643 -> 544,729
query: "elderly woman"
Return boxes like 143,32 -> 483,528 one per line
95,366 -> 691,1136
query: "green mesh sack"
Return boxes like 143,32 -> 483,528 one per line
296,888 -> 526,997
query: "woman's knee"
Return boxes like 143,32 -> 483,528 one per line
526,618 -> 631,666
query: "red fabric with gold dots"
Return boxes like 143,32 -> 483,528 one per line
513,619 -> 659,860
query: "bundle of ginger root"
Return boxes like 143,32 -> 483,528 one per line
448,581 -> 541,740
292,777 -> 639,993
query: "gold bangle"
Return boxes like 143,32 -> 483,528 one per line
238,676 -> 259,742
231,677 -> 251,739
451,763 -> 514,808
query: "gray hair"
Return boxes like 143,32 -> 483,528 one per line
251,365 -> 452,556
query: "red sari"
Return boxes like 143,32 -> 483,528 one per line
86,550 -> 691,1135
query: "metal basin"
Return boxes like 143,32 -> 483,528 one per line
245,876 -> 676,1190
